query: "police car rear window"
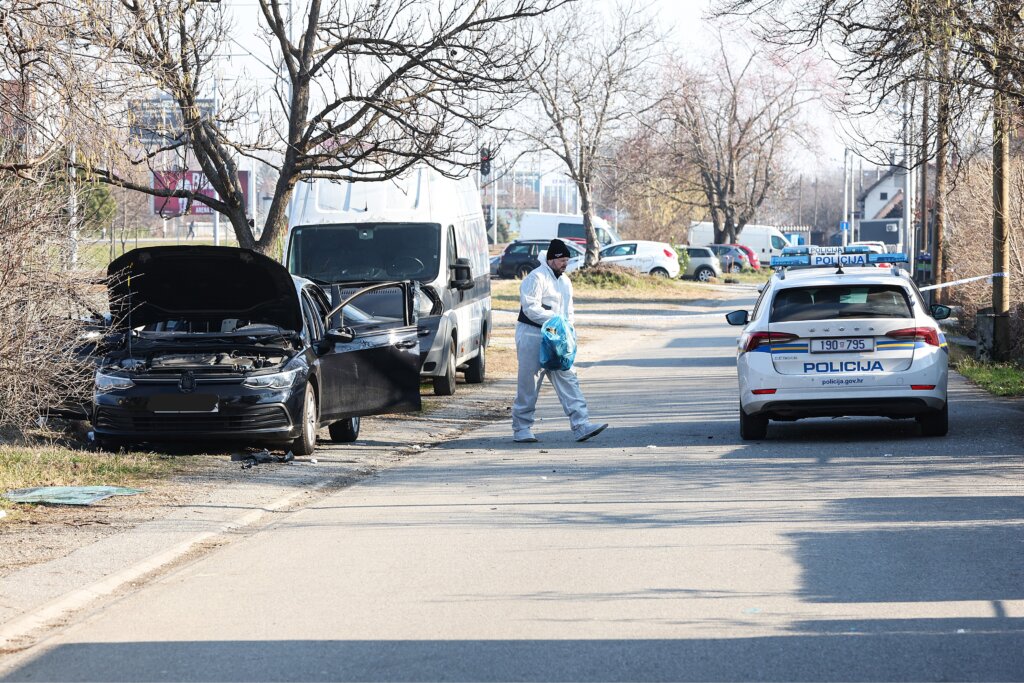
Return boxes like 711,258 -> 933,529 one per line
770,285 -> 912,322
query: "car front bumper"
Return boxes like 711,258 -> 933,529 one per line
92,381 -> 304,443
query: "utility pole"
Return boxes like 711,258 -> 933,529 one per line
842,149 -> 849,246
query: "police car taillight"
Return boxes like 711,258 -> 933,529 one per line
886,327 -> 940,347
663,248 -> 675,259
743,331 -> 798,352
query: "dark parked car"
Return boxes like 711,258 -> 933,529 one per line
496,239 -> 584,279
92,246 -> 421,454
705,244 -> 750,273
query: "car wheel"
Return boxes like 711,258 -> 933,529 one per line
739,405 -> 768,440
650,267 -> 669,277
695,266 -> 715,282
291,383 -> 319,456
328,416 -> 360,443
516,264 -> 532,279
917,403 -> 949,437
730,263 -> 743,274
464,343 -> 486,384
432,339 -> 457,396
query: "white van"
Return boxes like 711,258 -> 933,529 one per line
286,167 -> 490,396
689,222 -> 790,261
517,211 -> 621,247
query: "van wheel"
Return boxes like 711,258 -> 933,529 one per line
739,405 -> 768,440
291,383 -> 318,455
650,267 -> 669,277
432,341 -> 457,395
516,264 -> 532,279
695,266 -> 715,282
464,344 -> 486,384
917,403 -> 948,437
328,416 -> 360,443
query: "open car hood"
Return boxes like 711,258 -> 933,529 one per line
107,246 -> 303,332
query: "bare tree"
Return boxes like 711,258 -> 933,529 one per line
5,0 -> 567,254
0,179 -> 101,439
515,1 -> 663,264
717,0 -> 1021,357
662,37 -> 813,243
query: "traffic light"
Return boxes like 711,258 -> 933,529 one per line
480,146 -> 491,177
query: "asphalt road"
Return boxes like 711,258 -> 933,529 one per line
4,295 -> 1024,682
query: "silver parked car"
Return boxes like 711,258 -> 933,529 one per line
680,246 -> 723,282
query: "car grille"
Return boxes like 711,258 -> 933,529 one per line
95,405 -> 291,433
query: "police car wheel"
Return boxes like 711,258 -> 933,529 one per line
917,403 -> 948,437
650,267 -> 669,277
739,405 -> 768,440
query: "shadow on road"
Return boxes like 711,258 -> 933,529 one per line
6,633 -> 1024,682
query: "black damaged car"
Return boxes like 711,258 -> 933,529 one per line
92,246 -> 421,454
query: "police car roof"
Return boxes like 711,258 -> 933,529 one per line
772,266 -> 913,289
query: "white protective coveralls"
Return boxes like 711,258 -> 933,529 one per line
512,262 -> 602,441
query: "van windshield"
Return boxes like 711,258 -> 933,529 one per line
288,223 -> 442,283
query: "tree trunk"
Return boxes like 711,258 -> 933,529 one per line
579,182 -> 600,266
991,89 -> 1012,361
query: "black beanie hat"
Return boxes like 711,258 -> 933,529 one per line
546,238 -> 572,260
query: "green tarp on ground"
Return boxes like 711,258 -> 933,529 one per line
3,486 -> 144,506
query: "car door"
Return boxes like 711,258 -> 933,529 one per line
312,283 -> 421,420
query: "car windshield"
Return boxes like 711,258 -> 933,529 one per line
288,223 -> 442,283
770,285 -> 913,322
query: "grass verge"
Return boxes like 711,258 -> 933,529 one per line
951,352 -> 1024,397
491,265 -> 706,307
0,444 -> 196,520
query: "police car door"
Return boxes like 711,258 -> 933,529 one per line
766,284 -> 918,386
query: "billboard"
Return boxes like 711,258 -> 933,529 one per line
129,97 -> 214,146
151,170 -> 250,216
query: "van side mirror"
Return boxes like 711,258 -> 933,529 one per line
450,257 -> 473,291
725,310 -> 749,326
930,304 -> 952,321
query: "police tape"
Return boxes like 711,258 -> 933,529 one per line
919,272 -> 1007,292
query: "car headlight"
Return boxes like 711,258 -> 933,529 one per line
95,369 -> 134,392
242,367 -> 301,389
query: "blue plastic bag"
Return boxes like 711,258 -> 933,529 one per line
539,315 -> 577,371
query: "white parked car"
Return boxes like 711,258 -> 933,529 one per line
598,240 -> 680,278
726,245 -> 951,440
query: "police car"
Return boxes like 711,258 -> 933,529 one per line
725,245 -> 951,440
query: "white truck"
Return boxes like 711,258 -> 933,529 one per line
286,167 -> 491,396
689,222 -> 790,261
517,211 -> 621,247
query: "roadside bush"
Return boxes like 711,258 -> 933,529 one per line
945,159 -> 1023,359
569,263 -> 652,289
0,179 -> 101,441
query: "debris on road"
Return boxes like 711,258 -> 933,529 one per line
3,486 -> 144,506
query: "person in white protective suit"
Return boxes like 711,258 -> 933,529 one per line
512,238 -> 608,443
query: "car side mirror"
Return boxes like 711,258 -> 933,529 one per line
450,257 -> 473,291
930,304 -> 952,321
325,327 -> 356,344
725,310 -> 749,326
